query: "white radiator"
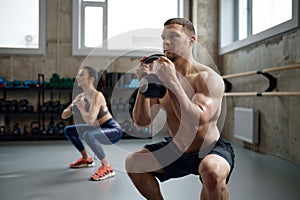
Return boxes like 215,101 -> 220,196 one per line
234,107 -> 260,144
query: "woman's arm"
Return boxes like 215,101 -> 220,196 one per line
61,104 -> 73,119
61,93 -> 83,119
77,92 -> 103,125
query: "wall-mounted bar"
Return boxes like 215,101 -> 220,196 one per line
224,92 -> 300,97
222,63 -> 300,95
222,64 -> 300,79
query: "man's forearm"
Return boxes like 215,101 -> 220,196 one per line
133,91 -> 152,127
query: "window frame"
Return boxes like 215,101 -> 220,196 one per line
72,0 -> 188,57
0,0 -> 46,55
219,0 -> 299,55
80,1 -> 107,50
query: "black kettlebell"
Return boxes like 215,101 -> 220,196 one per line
0,125 -> 5,135
23,125 -> 30,135
71,104 -> 80,114
31,121 -> 41,135
11,123 -> 21,135
46,117 -> 56,135
139,54 -> 167,99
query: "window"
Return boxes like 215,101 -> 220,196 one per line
0,0 -> 46,55
252,0 -> 292,34
73,0 -> 188,56
219,0 -> 299,55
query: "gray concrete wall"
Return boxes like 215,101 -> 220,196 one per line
221,30 -> 300,165
193,0 -> 300,165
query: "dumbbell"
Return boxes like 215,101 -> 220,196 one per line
0,99 -> 7,112
18,99 -> 29,112
8,100 -> 18,112
139,54 -> 167,99
19,99 -> 28,107
121,120 -> 133,133
50,101 -> 60,112
40,101 -> 60,112
27,105 -> 34,112
39,103 -> 48,112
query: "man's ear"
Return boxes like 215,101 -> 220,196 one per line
190,35 -> 196,44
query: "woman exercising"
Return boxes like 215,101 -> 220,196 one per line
61,66 -> 123,181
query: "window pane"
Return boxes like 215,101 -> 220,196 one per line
238,0 -> 248,40
84,6 -> 103,48
83,0 -> 105,2
0,0 -> 39,49
252,0 -> 292,34
107,0 -> 178,49
220,0 -> 235,47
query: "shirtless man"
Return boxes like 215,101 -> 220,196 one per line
125,18 -> 235,199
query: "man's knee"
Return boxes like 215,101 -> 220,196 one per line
199,155 -> 230,190
125,152 -> 140,174
125,148 -> 159,174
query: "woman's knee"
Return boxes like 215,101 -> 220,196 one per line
83,131 -> 95,143
63,126 -> 73,139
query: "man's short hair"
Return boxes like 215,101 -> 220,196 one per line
164,18 -> 196,36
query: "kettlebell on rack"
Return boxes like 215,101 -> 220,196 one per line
56,122 -> 66,135
139,54 -> 167,99
0,125 -> 5,135
11,123 -> 21,135
23,125 -> 30,135
46,117 -> 56,135
31,121 -> 41,135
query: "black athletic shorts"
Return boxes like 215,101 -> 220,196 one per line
144,136 -> 235,183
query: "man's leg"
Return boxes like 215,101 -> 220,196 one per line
199,154 -> 231,200
125,148 -> 164,200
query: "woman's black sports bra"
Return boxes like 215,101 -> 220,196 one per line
97,106 -> 109,119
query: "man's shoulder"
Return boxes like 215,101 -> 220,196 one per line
191,63 -> 222,80
191,63 -> 224,95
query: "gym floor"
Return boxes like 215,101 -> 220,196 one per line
1,137 -> 300,200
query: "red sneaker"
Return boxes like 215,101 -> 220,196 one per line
91,165 -> 115,181
69,157 -> 95,168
